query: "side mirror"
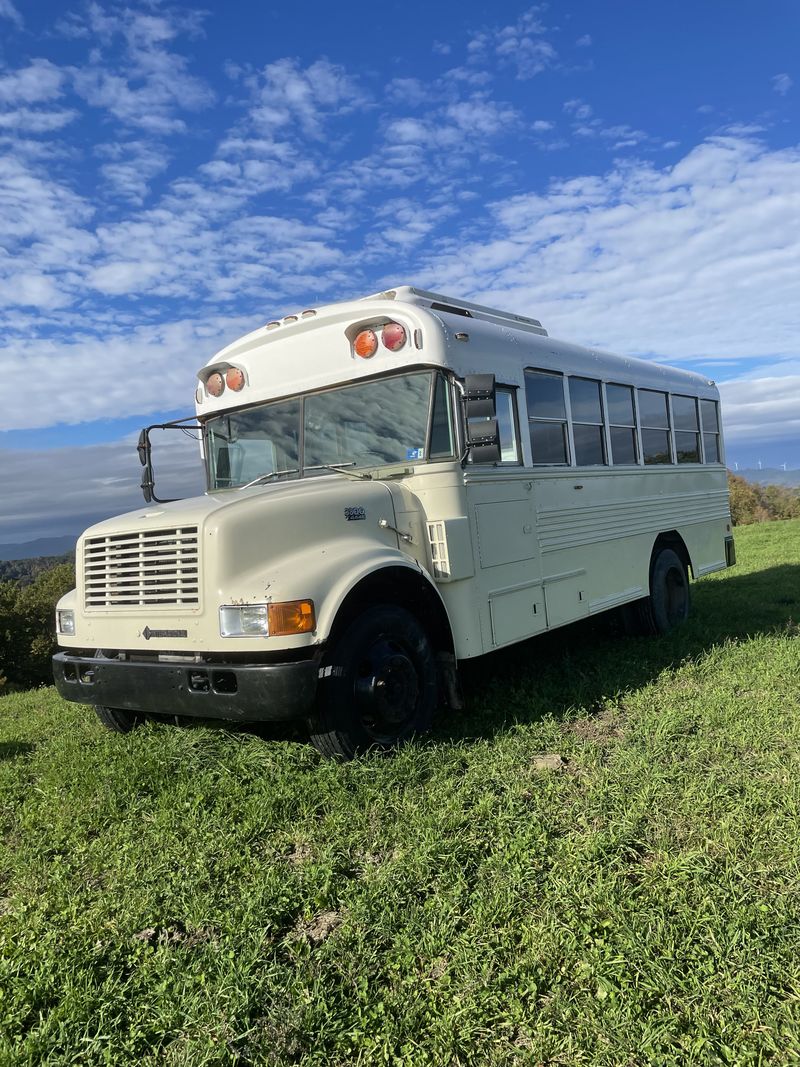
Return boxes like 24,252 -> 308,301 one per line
137,428 -> 149,467
134,417 -> 200,504
462,374 -> 501,464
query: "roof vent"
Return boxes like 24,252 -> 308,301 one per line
430,301 -> 473,318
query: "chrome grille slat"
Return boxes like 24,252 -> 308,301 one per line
83,526 -> 200,608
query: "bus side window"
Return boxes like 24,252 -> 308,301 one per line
496,387 -> 521,463
638,389 -> 671,464
606,384 -> 638,464
429,373 -> 456,458
569,377 -> 606,465
701,399 -> 721,462
673,395 -> 701,462
525,369 -> 569,464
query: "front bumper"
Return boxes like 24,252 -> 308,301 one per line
52,652 -> 319,722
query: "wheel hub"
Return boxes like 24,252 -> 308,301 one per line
354,638 -> 419,738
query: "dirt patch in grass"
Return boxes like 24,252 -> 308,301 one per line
568,706 -> 626,745
295,910 -> 342,945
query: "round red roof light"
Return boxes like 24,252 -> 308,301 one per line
382,322 -> 406,351
226,367 -> 245,391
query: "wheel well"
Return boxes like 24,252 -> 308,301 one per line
329,567 -> 455,655
651,530 -> 693,578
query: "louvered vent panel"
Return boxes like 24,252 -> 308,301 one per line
83,527 -> 200,608
427,520 -> 450,580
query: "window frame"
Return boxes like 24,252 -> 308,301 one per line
495,384 -> 522,465
568,376 -> 608,467
603,381 -> 641,466
524,368 -> 571,466
700,398 -> 722,464
672,394 -> 702,464
638,388 -> 673,466
202,368 -> 456,490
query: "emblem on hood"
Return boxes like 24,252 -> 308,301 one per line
142,626 -> 188,640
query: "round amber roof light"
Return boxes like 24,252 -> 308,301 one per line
354,329 -> 378,358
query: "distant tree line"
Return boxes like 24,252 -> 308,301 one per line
0,553 -> 73,586
0,563 -> 75,692
727,473 -> 800,526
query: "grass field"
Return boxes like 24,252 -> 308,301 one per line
1,520 -> 799,1065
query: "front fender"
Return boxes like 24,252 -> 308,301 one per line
315,551 -> 447,643
242,536 -> 447,644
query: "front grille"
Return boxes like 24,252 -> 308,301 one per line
83,527 -> 200,608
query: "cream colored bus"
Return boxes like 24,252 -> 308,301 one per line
53,286 -> 734,758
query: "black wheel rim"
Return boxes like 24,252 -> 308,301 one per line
353,636 -> 420,743
664,566 -> 688,624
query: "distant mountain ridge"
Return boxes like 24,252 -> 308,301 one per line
0,535 -> 78,562
733,468 -> 800,488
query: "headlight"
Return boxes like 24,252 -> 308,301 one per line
219,604 -> 269,637
218,600 -> 316,638
57,610 -> 75,636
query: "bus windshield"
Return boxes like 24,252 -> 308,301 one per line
204,371 -> 454,489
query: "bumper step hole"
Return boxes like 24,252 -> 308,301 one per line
212,670 -> 238,695
188,670 -> 211,693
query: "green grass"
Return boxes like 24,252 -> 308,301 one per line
1,520 -> 799,1065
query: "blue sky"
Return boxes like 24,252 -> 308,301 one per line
1,0 -> 799,543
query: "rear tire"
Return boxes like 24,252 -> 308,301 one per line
625,547 -> 690,636
94,705 -> 143,733
309,605 -> 437,760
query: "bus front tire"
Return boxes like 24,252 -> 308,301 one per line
94,705 -> 143,733
309,605 -> 437,760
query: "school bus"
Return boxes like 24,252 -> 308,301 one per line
53,286 -> 734,757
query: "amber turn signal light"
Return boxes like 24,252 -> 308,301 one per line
354,329 -> 378,358
268,599 -> 315,636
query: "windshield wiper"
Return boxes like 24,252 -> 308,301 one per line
304,463 -> 373,480
237,468 -> 300,490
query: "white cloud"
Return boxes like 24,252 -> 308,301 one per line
69,4 -> 214,133
0,59 -> 64,104
719,375 -> 800,443
0,107 -> 77,132
0,0 -> 21,27
575,35 -> 592,47
96,140 -> 170,204
772,73 -> 793,96
0,155 -> 96,309
563,98 -> 593,120
445,97 -> 520,135
0,433 -> 206,543
237,58 -> 368,140
564,98 -> 648,146
467,7 -> 558,79
414,136 -> 800,444
0,315 -> 253,432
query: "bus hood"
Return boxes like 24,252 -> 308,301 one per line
68,476 -> 418,653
